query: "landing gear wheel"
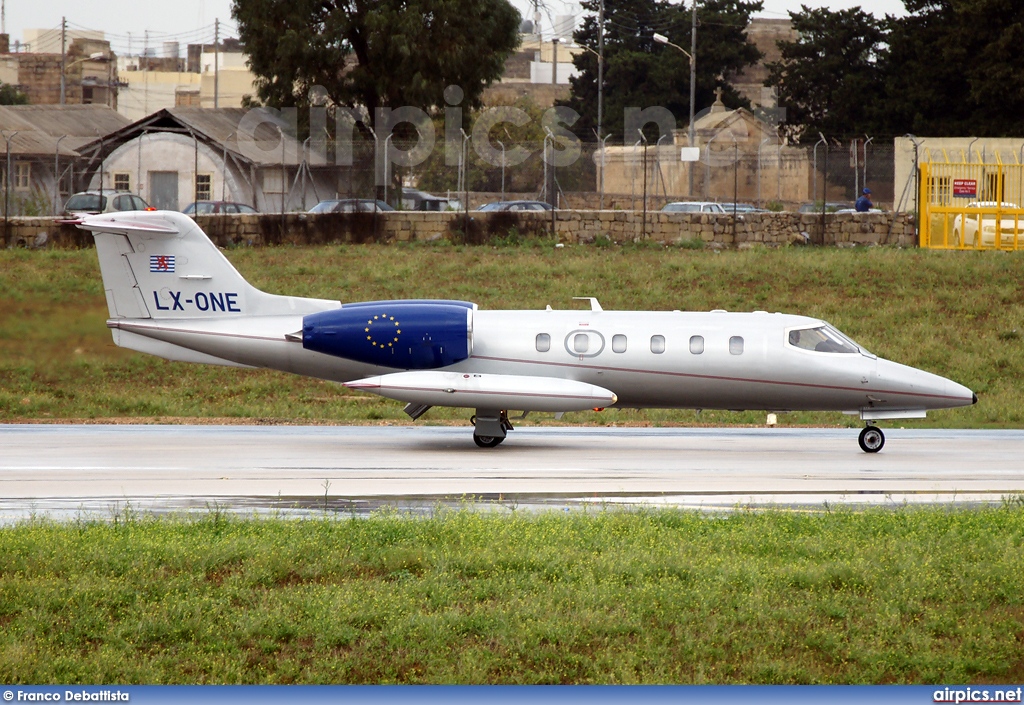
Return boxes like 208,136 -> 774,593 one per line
474,434 -> 504,448
858,425 -> 885,453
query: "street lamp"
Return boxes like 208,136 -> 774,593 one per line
653,3 -> 697,195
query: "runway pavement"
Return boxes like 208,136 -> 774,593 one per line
2,424 -> 1023,521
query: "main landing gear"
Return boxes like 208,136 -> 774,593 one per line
858,424 -> 885,453
471,409 -> 513,448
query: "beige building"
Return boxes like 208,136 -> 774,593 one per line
599,93 -> 811,207
0,34 -> 120,108
116,49 -> 258,121
730,18 -> 798,109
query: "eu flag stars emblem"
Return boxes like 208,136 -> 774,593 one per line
365,313 -> 401,350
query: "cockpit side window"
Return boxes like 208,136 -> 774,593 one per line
788,326 -> 859,354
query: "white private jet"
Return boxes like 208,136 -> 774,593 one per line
79,211 -> 976,452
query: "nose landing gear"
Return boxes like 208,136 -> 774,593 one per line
858,424 -> 885,453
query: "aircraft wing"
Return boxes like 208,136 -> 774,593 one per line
346,371 -> 617,412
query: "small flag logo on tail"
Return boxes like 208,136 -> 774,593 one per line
150,255 -> 175,273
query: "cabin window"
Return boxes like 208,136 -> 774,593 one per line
536,333 -> 550,352
788,326 -> 859,354
689,335 -> 704,355
650,335 -> 665,354
729,336 -> 744,355
573,333 -> 589,354
612,334 -> 627,353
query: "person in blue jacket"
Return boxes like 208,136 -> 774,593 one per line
855,187 -> 873,212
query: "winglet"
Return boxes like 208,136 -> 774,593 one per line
573,297 -> 603,312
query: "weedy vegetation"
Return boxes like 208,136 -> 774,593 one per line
0,507 -> 1023,684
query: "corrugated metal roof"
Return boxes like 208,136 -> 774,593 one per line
0,105 -> 131,156
167,107 -> 323,167
73,107 -> 325,167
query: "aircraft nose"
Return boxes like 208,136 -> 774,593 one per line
875,359 -> 975,409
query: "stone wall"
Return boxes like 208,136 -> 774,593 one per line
8,210 -> 917,249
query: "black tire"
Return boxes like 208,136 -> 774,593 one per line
473,434 -> 504,448
858,426 -> 885,453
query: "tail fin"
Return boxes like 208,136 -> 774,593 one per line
79,211 -> 337,319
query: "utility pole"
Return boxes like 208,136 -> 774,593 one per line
213,18 -> 219,109
60,17 -> 66,105
143,30 -> 149,114
688,0 -> 697,196
597,0 -> 604,196
551,37 -> 559,85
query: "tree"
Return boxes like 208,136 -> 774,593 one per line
766,0 -> 1024,140
881,0 -> 1024,137
232,0 -> 521,116
561,0 -> 764,142
0,83 -> 28,105
764,6 -> 885,142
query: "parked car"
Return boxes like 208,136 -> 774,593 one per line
63,190 -> 152,218
952,202 -> 1023,246
476,200 -> 553,212
798,202 -> 848,213
183,201 -> 258,215
719,202 -> 766,213
833,208 -> 883,214
308,199 -> 395,213
661,201 -> 726,214
401,188 -> 459,211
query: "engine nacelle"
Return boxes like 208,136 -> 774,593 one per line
302,301 -> 474,369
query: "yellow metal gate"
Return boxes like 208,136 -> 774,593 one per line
920,161 -> 1024,250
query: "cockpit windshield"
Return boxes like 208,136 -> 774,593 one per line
788,325 -> 862,354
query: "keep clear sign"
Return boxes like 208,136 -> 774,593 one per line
953,178 -> 977,197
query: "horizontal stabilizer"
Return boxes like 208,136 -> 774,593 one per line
77,213 -> 180,236
346,371 -> 617,412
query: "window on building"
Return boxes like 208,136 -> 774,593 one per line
535,333 -> 550,353
195,173 -> 212,202
262,170 -> 284,194
82,86 -> 94,104
612,334 -> 627,353
729,336 -> 744,355
650,335 -> 665,354
14,162 -> 30,190
689,335 -> 704,355
982,172 -> 1004,203
928,176 -> 950,205
113,172 -> 131,192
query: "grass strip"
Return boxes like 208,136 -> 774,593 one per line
0,505 -> 1022,684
